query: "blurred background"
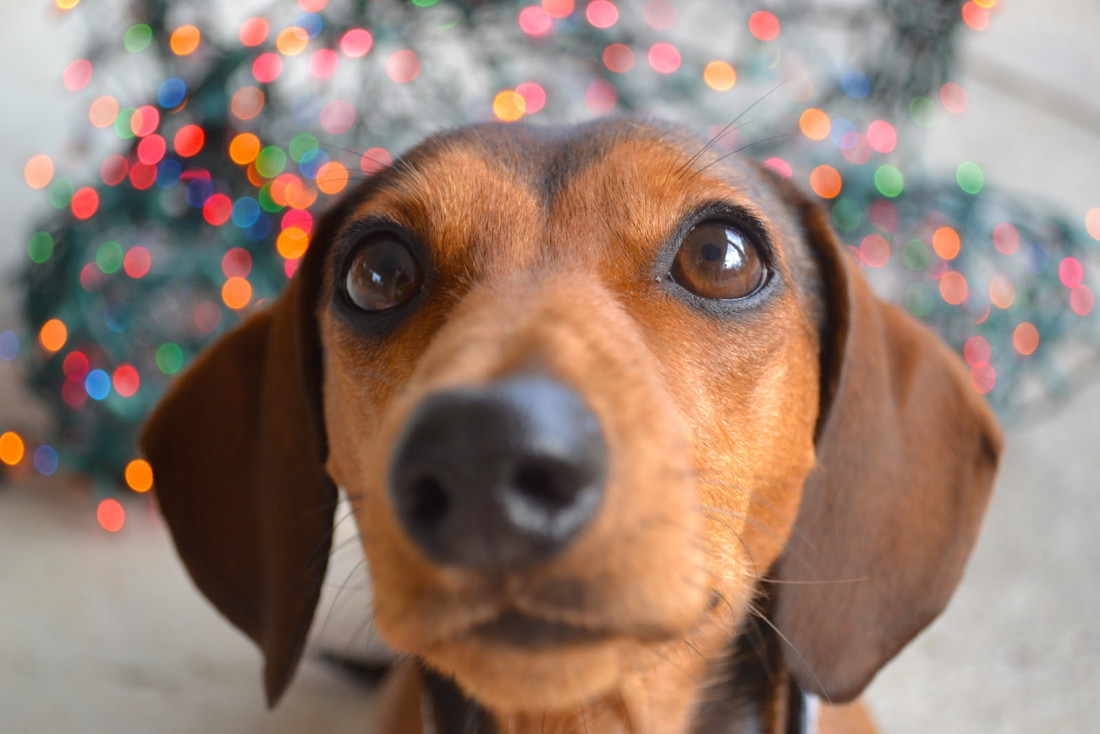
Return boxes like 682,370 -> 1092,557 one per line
1,0 -> 1097,731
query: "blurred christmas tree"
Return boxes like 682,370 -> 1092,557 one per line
5,0 -> 1098,528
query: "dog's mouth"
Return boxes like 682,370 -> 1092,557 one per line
467,609 -> 615,650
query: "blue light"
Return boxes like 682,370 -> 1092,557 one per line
232,197 -> 261,228
185,178 -> 214,208
85,369 -> 111,400
295,13 -> 324,38
243,214 -> 272,242
841,70 -> 870,100
299,149 -> 330,179
156,159 -> 182,189
829,118 -> 856,148
33,445 -> 59,476
0,331 -> 18,361
157,78 -> 187,108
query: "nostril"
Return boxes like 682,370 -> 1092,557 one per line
406,475 -> 451,530
512,461 -> 575,512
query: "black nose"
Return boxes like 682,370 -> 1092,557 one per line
388,376 -> 606,569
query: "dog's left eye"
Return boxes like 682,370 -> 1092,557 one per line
343,237 -> 424,312
670,221 -> 767,300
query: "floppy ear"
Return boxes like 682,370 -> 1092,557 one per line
140,243 -> 334,705
771,197 -> 1003,702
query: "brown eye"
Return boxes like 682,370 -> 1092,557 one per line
344,237 -> 423,312
670,221 -> 766,300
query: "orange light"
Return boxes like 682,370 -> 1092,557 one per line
703,61 -> 736,91
1086,208 -> 1100,241
799,108 -> 830,141
0,432 -> 25,466
932,226 -> 961,260
988,275 -> 1015,309
277,227 -> 310,259
961,1 -> 990,30
39,319 -> 67,352
276,27 -> 309,56
24,155 -> 54,190
97,498 -> 126,533
939,271 -> 968,305
230,86 -> 265,121
542,0 -> 573,17
1012,322 -> 1039,355
125,459 -> 154,492
89,96 -> 119,128
222,277 -> 252,310
169,25 -> 201,56
229,133 -> 261,165
493,90 -> 526,122
315,161 -> 349,195
809,165 -> 842,199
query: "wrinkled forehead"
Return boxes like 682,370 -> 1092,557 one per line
330,120 -> 804,277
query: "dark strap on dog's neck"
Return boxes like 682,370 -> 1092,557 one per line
420,668 -> 494,734
786,682 -> 820,734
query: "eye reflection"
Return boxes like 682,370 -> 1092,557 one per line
344,237 -> 423,312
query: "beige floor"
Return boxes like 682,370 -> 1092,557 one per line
2,1 -> 1098,732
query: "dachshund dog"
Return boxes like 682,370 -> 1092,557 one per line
142,120 -> 1001,733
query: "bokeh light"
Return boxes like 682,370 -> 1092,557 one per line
253,53 -> 283,83
860,234 -> 890,268
240,17 -> 270,47
97,499 -> 126,533
63,59 -> 93,91
493,90 -> 526,122
940,82 -> 968,113
1013,322 -> 1039,355
962,2 -> 991,31
799,108 -> 830,141
586,1 -> 619,29
866,120 -> 897,153
0,432 -> 25,466
603,44 -> 634,73
957,161 -> 984,193
24,155 -> 54,190
1086,208 -> 1100,241
170,25 -> 201,56
125,459 -> 154,493
810,165 -> 842,199
647,43 -> 680,74
89,96 -> 119,128
940,271 -> 968,305
748,11 -> 780,41
542,0 -> 574,18
989,274 -> 1016,309
932,226 -> 961,260
276,27 -> 310,56
386,50 -> 420,83
222,277 -> 253,309
1071,286 -> 1094,316
519,6 -> 553,36
340,28 -> 373,57
516,82 -> 546,113
231,86 -> 265,120
174,125 -> 205,157
703,61 -> 737,91
874,164 -> 904,197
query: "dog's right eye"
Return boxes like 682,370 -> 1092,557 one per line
343,237 -> 424,312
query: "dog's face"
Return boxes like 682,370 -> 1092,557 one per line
320,122 -> 822,713
142,120 -> 1001,730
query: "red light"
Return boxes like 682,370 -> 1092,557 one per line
137,134 -> 166,165
101,154 -> 129,186
112,365 -> 141,397
203,194 -> 233,226
748,11 -> 780,41
71,187 -> 99,220
97,499 -> 126,533
253,53 -> 283,83
174,125 -> 205,157
123,246 -> 152,278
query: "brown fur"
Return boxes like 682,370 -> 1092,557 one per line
142,120 -> 1001,733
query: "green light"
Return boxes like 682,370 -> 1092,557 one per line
957,161 -> 984,194
905,283 -> 934,317
909,96 -> 936,128
155,343 -> 185,374
874,164 -> 904,198
27,232 -> 54,264
255,146 -> 287,178
902,238 -> 931,271
257,183 -> 282,213
96,241 -> 124,274
412,0 -> 439,6
289,133 -> 319,162
124,24 -> 153,53
114,108 -> 136,140
47,179 -> 75,209
831,198 -> 862,233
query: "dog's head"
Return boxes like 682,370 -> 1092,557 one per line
142,120 -> 1000,723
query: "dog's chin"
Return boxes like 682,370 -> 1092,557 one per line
422,633 -> 639,714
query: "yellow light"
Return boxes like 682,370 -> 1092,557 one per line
125,459 -> 154,492
493,90 -> 526,123
276,27 -> 310,56
703,61 -> 736,91
0,432 -> 25,466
